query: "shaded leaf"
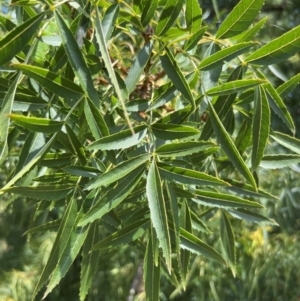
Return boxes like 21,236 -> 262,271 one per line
271,132 -> 300,155
276,73 -> 300,99
141,0 -> 158,27
260,154 -> 300,169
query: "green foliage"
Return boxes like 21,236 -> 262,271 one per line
0,0 -> 300,300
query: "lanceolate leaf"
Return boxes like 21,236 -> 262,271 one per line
92,219 -> 150,250
146,160 -> 172,271
2,184 -> 73,200
125,42 -> 153,95
192,190 -> 263,209
85,153 -> 151,190
158,162 -> 229,187
102,3 -> 119,42
141,0 -> 158,27
160,46 -> 195,107
9,114 -> 63,133
264,83 -> 295,135
0,12 -> 44,66
245,24 -> 300,65
12,64 -> 84,99
87,125 -> 147,150
220,210 -> 235,267
270,132 -> 300,155
55,11 -> 99,106
199,42 -> 255,71
185,0 -> 202,34
156,141 -> 215,157
33,190 -> 78,300
151,123 -> 199,140
206,79 -> 265,96
252,86 -> 270,171
260,154 -> 300,169
184,27 -> 206,51
276,73 -> 300,99
237,17 -> 267,43
208,102 -> 257,189
228,209 -> 278,226
144,234 -> 161,301
216,0 -> 264,39
79,166 -> 145,227
156,0 -> 184,36
180,228 -> 226,265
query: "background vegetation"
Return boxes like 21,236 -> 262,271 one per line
1,0 -> 300,300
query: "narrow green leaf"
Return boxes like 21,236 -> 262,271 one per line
184,27 -> 206,51
228,209 -> 278,226
151,123 -> 199,140
180,228 -> 226,265
252,86 -> 270,171
55,11 -> 99,106
80,222 -> 100,301
84,98 -> 110,139
156,0 -> 184,36
0,94 -> 47,111
126,99 -> 150,112
208,102 -> 257,189
271,132 -> 300,155
216,0 -> 264,39
0,12 -> 44,66
220,210 -> 235,267
63,166 -> 101,177
192,190 -> 263,209
12,64 -> 84,99
158,162 -> 229,187
141,0 -> 158,27
260,154 -> 300,169
2,184 -> 73,200
92,219 -> 150,250
9,114 -> 63,133
236,17 -> 267,43
24,219 -> 61,235
125,42 -> 153,95
32,190 -> 78,299
156,141 -> 215,157
94,8 -> 133,132
160,46 -> 195,107
102,3 -> 119,42
245,24 -> 300,65
147,160 -> 172,271
186,0 -> 202,34
85,153 -> 151,190
276,73 -> 300,99
87,125 -> 147,151
199,42 -> 255,71
206,79 -> 265,96
79,166 -> 144,227
144,234 -> 161,301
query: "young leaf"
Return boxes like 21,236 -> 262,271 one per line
125,42 -> 153,95
151,123 -> 199,140
158,162 -> 229,187
245,24 -> 300,65
192,190 -> 263,209
85,153 -> 151,190
156,0 -> 184,36
199,42 -> 255,71
92,219 -> 150,250
228,209 -> 278,226
208,102 -> 257,189
185,0 -> 202,34
179,228 -> 226,265
206,79 -> 265,96
0,12 -> 44,66
141,0 -> 158,27
12,64 -> 84,99
156,141 -> 215,157
216,0 -> 264,39
220,210 -> 235,268
79,166 -> 144,227
252,86 -> 270,171
9,114 -> 63,133
55,11 -> 99,107
144,234 -> 161,301
102,3 -> 119,42
146,160 -> 172,272
87,125 -> 147,151
160,46 -> 195,107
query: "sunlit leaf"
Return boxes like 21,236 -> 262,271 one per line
185,0 -> 202,34
260,154 -> 300,169
151,123 -> 199,140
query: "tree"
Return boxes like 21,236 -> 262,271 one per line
0,0 -> 300,300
